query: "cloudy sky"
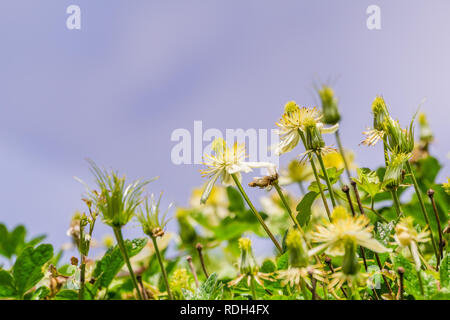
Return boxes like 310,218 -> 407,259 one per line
0,1 -> 448,254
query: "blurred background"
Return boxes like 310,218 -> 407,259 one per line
0,1 -> 448,256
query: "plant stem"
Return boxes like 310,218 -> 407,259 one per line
231,174 -> 282,253
391,189 -> 402,218
298,129 -> 332,219
334,130 -> 352,181
405,161 -> 439,262
186,256 -> 199,288
79,257 -> 86,300
427,189 -> 444,262
250,276 -> 257,300
113,226 -> 143,300
78,221 -> 85,300
416,270 -> 425,296
151,236 -> 173,300
273,182 -> 303,233
315,152 -> 337,207
196,243 -> 209,278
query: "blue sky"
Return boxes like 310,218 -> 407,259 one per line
0,1 -> 448,254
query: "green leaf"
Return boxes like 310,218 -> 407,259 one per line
31,286 -> 50,300
261,259 -> 276,273
307,181 -> 328,193
0,224 -> 27,259
319,167 -> 344,186
276,252 -> 289,270
226,186 -> 245,212
92,238 -> 147,290
12,244 -> 53,298
54,289 -> 78,300
355,168 -> 381,199
392,254 -> 437,299
0,270 -> 16,297
296,191 -> 318,227
182,273 -> 223,300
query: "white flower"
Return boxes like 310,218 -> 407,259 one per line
309,206 -> 390,256
393,217 -> 430,271
200,139 -> 276,204
274,102 -> 338,155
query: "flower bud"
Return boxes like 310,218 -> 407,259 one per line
238,238 -> 258,275
304,119 -> 325,151
383,153 -> 408,190
318,86 -> 340,125
284,101 -> 299,114
371,96 -> 390,131
286,228 -> 309,268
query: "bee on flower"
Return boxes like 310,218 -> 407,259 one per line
277,229 -> 326,293
392,217 -> 430,271
274,101 -> 338,156
308,206 -> 390,257
228,238 -> 272,291
200,138 -> 276,204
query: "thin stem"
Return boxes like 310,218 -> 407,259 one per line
151,236 -> 173,300
196,243 -> 209,278
334,130 -> 352,181
309,154 -> 332,220
298,129 -> 331,220
136,275 -> 149,300
78,221 -> 85,300
273,182 -> 303,233
113,227 -> 143,300
417,270 -> 424,296
397,267 -> 405,300
315,152 -> 337,207
187,256 -> 199,288
405,161 -> 439,262
231,174 -> 282,253
391,189 -> 402,218
375,253 -> 394,297
428,189 -> 444,261
250,276 -> 257,300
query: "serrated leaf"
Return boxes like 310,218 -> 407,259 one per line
276,252 -> 289,270
183,273 -> 223,300
92,238 -> 147,290
12,244 -> 53,298
296,191 -> 318,227
0,270 -> 16,297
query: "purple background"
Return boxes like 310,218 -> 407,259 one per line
0,1 -> 449,252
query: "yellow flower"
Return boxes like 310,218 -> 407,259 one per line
200,138 -> 276,204
309,206 -> 390,256
443,178 -> 450,196
322,150 -> 356,171
274,101 -> 338,155
393,217 -> 430,270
